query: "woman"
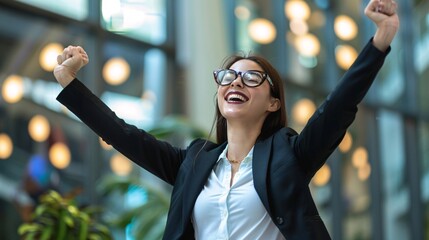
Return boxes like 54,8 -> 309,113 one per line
53,0 -> 399,239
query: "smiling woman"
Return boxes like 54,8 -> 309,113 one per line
51,1 -> 399,239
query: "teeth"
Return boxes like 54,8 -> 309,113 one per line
227,93 -> 246,102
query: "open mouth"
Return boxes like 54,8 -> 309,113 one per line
225,92 -> 249,103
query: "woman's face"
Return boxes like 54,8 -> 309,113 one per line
217,59 -> 279,125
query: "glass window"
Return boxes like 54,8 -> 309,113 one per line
371,38 -> 406,108
414,1 -> 429,115
101,0 -> 167,45
340,122 -> 372,240
16,0 -> 88,20
101,40 -> 167,129
378,110 -> 411,240
419,121 -> 429,240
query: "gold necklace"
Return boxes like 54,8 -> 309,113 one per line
228,158 -> 242,164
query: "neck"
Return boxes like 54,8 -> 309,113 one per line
226,120 -> 262,162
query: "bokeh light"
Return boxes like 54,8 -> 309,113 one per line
2,75 -> 24,104
335,45 -> 358,70
292,98 -> 316,125
285,0 -> 311,20
334,15 -> 358,41
313,164 -> 331,186
39,43 -> 64,72
0,133 -> 13,159
49,142 -> 71,169
102,57 -> 131,85
248,18 -> 277,44
28,115 -> 51,142
110,153 -> 132,176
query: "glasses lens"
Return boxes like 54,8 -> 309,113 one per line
242,71 -> 264,87
217,69 -> 237,85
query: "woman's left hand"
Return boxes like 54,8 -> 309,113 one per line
364,0 -> 400,52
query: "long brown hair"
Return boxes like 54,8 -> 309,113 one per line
214,54 -> 288,144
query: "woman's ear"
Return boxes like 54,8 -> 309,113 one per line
268,97 -> 281,112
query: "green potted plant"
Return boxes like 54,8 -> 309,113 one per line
97,175 -> 171,240
98,115 -> 208,239
18,190 -> 112,240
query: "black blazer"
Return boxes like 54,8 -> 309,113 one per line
57,39 -> 389,240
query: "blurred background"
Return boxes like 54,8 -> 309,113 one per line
0,0 -> 428,239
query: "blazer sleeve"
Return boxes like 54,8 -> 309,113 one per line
56,79 -> 186,185
292,38 -> 390,174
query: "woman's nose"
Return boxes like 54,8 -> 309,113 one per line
230,76 -> 244,88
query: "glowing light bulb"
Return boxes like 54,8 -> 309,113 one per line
334,15 -> 358,41
335,45 -> 358,70
339,131 -> 353,153
285,0 -> 311,20
28,115 -> 51,142
292,98 -> 316,125
40,43 -> 64,71
248,18 -> 277,44
49,142 -> 71,169
2,75 -> 24,104
352,147 -> 368,169
0,133 -> 13,159
294,33 -> 320,57
102,57 -> 131,85
313,164 -> 331,186
110,153 -> 132,176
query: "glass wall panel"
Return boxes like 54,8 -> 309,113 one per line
370,36 -> 405,108
340,120 -> 372,240
378,110 -> 410,240
414,1 -> 429,115
419,121 -> 429,240
16,0 -> 88,20
101,0 -> 167,45
100,41 -> 167,129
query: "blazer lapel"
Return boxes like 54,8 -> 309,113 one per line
253,136 -> 273,215
181,142 -> 227,222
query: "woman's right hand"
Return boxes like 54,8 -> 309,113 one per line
53,46 -> 89,88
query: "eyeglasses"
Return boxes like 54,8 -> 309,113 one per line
213,69 -> 273,88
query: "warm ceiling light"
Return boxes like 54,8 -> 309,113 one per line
313,164 -> 331,186
142,90 -> 157,103
358,163 -> 371,181
28,115 -> 51,142
248,18 -> 277,44
334,15 -> 358,41
102,57 -> 131,85
292,98 -> 316,125
2,75 -> 24,104
352,147 -> 368,169
235,6 -> 251,20
0,133 -> 13,159
49,142 -> 71,169
285,0 -> 311,20
335,45 -> 358,70
110,153 -> 132,176
339,131 -> 353,153
289,19 -> 309,35
294,33 -> 321,57
39,43 -> 64,72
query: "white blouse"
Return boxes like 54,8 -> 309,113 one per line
192,145 -> 285,240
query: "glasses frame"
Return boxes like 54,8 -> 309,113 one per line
213,69 -> 273,88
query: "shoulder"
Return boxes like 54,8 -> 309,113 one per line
258,127 -> 299,147
274,127 -> 298,139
